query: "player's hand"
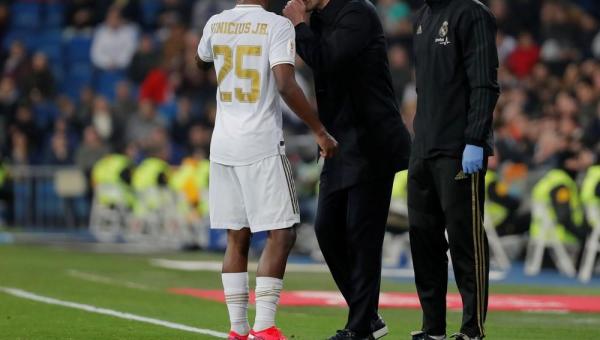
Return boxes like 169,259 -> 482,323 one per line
462,144 -> 484,174
315,129 -> 338,159
283,0 -> 307,26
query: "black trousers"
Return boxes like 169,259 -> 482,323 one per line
315,176 -> 394,335
408,156 -> 489,338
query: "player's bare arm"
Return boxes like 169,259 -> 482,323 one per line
272,63 -> 338,158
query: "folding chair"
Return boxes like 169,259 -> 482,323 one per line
524,202 -> 577,277
579,205 -> 600,283
89,183 -> 130,242
483,205 -> 511,271
384,199 -> 412,268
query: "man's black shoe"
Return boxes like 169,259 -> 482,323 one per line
328,329 -> 369,340
370,315 -> 388,339
411,331 -> 446,340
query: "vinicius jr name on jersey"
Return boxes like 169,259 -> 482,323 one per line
211,22 -> 269,35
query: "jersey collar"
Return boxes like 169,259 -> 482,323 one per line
234,4 -> 264,10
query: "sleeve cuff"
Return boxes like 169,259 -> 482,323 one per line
198,55 -> 213,63
270,60 -> 295,68
465,138 -> 485,148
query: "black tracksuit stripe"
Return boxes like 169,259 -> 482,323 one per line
474,172 -> 485,336
471,174 -> 483,335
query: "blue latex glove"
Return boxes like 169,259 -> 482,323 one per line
462,144 -> 484,174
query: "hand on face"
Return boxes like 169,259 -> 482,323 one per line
283,0 -> 307,26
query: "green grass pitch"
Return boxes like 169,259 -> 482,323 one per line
1,244 -> 600,339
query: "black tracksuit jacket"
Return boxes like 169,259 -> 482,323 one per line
412,0 -> 500,159
295,0 -> 412,192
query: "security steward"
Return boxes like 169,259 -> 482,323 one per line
485,169 -> 529,236
283,0 -> 412,339
408,0 -> 499,339
92,153 -> 135,209
530,165 -> 589,253
581,163 -> 600,219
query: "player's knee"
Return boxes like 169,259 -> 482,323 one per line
269,227 -> 297,252
227,229 -> 252,249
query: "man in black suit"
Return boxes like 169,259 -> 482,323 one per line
284,1 -> 412,339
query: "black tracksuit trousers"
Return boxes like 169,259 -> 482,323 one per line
315,175 -> 394,335
408,156 -> 489,338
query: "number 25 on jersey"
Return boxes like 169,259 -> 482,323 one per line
213,45 -> 262,104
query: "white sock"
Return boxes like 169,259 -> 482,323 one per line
253,276 -> 283,332
222,272 -> 250,335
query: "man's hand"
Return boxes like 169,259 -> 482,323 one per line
462,144 -> 484,174
283,0 -> 307,26
315,128 -> 338,159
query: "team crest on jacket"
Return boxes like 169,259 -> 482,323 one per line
435,21 -> 451,45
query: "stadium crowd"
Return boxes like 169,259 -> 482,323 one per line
0,0 -> 599,237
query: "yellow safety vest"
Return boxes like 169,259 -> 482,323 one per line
132,158 -> 171,215
196,159 -> 210,216
485,170 -> 509,227
132,158 -> 170,191
581,165 -> 600,206
92,154 -> 131,186
391,170 -> 408,200
92,154 -> 134,206
530,169 -> 583,244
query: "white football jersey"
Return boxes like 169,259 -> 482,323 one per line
198,4 -> 296,166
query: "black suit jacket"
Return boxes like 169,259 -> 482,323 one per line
295,0 -> 412,192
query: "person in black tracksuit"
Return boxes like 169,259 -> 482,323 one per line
283,0 -> 412,339
409,0 -> 499,339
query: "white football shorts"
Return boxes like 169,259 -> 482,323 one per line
209,154 -> 300,233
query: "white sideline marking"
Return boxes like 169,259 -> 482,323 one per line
67,269 -> 154,291
150,259 -> 507,280
0,287 -> 228,339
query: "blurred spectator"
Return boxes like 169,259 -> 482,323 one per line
9,105 -> 39,150
89,96 -> 115,143
496,31 -> 517,64
112,81 -> 137,120
507,32 -> 540,78
75,86 -> 95,126
126,99 -> 166,148
8,130 -> 31,165
65,0 -> 96,30
44,132 -> 73,166
159,0 -> 192,26
0,3 -> 9,41
75,126 -> 109,172
178,31 -> 206,97
23,52 -> 55,101
57,95 -> 83,137
91,7 -> 139,71
128,34 -> 160,83
539,1 -> 579,68
186,123 -> 211,157
139,64 -> 171,105
2,41 -> 29,87
191,0 -> 236,31
171,97 -> 195,147
0,77 -> 18,148
161,23 -> 186,70
388,44 -> 411,107
377,0 -> 412,38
